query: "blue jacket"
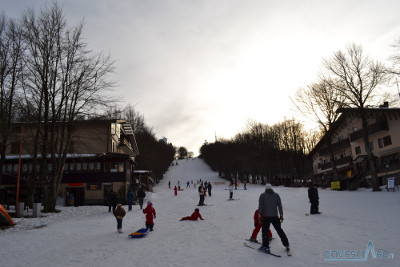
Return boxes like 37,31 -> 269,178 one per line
127,191 -> 134,203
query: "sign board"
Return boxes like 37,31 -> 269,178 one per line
331,181 -> 340,190
387,177 -> 395,189
68,183 -> 83,187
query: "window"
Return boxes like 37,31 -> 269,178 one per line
87,183 -> 102,191
355,146 -> 361,155
383,136 -> 392,146
378,135 -> 392,148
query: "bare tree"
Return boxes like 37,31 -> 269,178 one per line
21,2 -> 115,211
0,13 -> 24,185
322,43 -> 388,191
292,78 -> 346,181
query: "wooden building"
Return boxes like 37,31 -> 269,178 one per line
0,119 -> 139,206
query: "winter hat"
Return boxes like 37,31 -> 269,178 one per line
195,208 -> 199,212
117,203 -> 122,207
147,201 -> 152,206
265,183 -> 272,190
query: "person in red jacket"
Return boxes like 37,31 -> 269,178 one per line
250,209 -> 272,243
143,201 -> 156,231
174,186 -> 178,196
180,208 -> 205,221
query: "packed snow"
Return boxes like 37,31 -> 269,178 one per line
1,158 -> 399,267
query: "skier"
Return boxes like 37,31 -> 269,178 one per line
180,208 -> 204,221
113,203 -> 126,233
137,186 -> 146,209
198,183 -> 205,206
168,181 -> 171,189
249,209 -> 272,243
178,181 -> 181,190
258,183 -> 290,254
126,189 -> 134,211
207,182 -> 212,196
235,179 -> 238,190
228,182 -> 234,200
143,201 -> 156,231
308,183 -> 320,214
186,181 -> 190,188
174,186 -> 178,196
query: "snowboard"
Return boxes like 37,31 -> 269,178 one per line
243,242 -> 281,257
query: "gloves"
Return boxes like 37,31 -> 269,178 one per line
279,214 -> 284,223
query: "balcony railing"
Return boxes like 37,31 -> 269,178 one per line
319,156 -> 352,170
319,138 -> 350,156
350,120 -> 388,141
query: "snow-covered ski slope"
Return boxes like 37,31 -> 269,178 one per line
1,158 -> 399,267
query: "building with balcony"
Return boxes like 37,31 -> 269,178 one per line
310,104 -> 400,190
0,119 -> 140,206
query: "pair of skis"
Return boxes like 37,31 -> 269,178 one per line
243,241 -> 291,257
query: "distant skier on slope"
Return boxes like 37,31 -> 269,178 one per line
198,183 -> 205,206
180,208 -> 204,221
228,182 -> 234,199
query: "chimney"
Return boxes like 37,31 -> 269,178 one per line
379,102 -> 389,108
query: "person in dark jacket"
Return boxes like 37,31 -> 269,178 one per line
113,203 -> 126,233
308,183 -> 320,214
180,208 -> 204,221
126,190 -> 134,211
207,182 -> 212,196
258,184 -> 290,253
108,191 -> 117,212
137,186 -> 146,209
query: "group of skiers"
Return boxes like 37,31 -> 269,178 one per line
197,181 -> 212,205
111,176 -> 321,258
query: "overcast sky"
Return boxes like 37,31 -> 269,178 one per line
2,0 -> 400,155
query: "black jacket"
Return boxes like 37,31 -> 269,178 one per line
137,188 -> 146,198
308,186 -> 319,203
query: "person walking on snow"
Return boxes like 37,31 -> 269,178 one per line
113,204 -> 126,233
228,182 -> 234,199
186,181 -> 190,188
143,201 -> 156,231
207,182 -> 212,196
180,208 -> 204,221
198,184 -> 205,206
258,183 -> 290,253
126,189 -> 134,211
174,186 -> 178,196
308,183 -> 320,214
137,186 -> 146,210
250,209 -> 272,243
